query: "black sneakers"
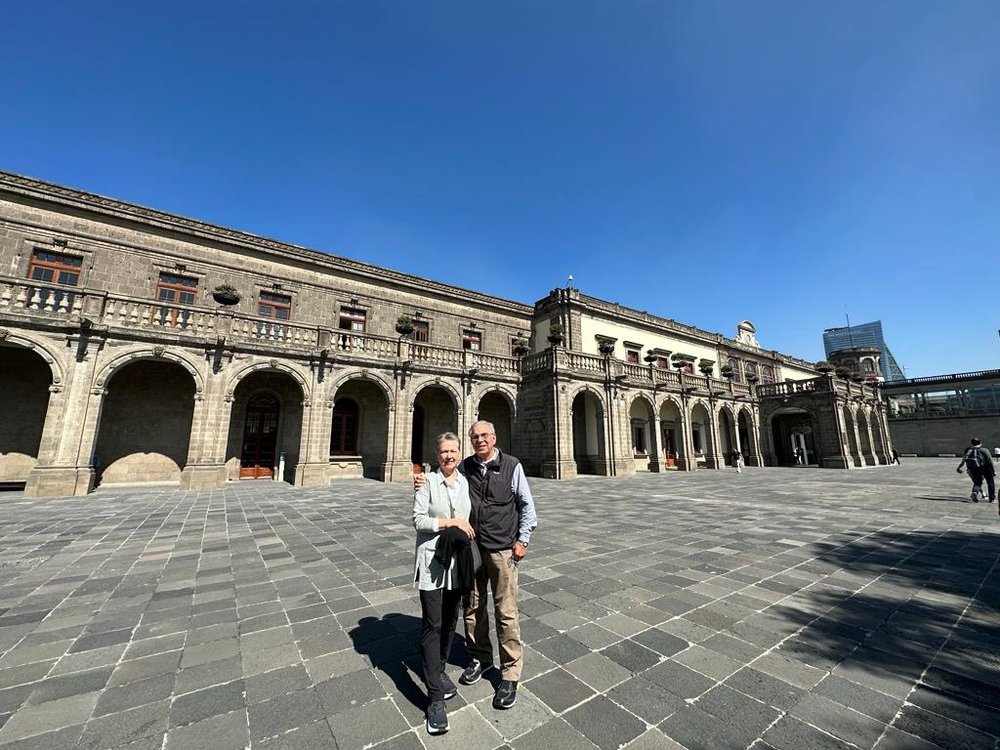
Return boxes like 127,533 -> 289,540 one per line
493,679 -> 518,709
426,699 -> 449,734
459,660 -> 489,685
441,672 -> 457,700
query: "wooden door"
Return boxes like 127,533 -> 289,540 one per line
240,393 -> 279,479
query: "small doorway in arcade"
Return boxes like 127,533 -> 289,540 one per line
240,393 -> 280,479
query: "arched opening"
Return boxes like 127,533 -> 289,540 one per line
770,408 -> 816,466
857,410 -> 874,466
478,391 -> 513,455
0,345 -> 53,484
659,400 -> 682,469
629,397 -> 655,472
226,370 -> 304,483
843,406 -> 861,467
572,390 -> 606,475
411,385 -> 458,470
690,402 -> 712,467
331,378 -> 390,479
94,359 -> 195,485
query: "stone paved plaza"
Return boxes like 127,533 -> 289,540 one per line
0,459 -> 998,750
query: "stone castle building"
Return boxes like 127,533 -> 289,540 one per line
0,171 -> 894,498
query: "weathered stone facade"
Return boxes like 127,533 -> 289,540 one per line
0,171 -> 894,497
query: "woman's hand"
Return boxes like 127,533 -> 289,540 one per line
444,518 -> 475,539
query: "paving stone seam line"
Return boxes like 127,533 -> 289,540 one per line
874,539 -> 1000,750
659,520 -> 926,748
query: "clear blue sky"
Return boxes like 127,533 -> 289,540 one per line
4,1 -> 998,377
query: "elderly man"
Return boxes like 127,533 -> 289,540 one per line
460,420 -> 537,709
415,420 -> 537,709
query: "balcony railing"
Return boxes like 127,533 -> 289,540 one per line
0,276 -> 523,376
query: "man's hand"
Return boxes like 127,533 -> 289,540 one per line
957,467 -> 964,474
413,472 -> 427,489
512,541 -> 528,561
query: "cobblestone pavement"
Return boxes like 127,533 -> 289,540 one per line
0,459 -> 998,750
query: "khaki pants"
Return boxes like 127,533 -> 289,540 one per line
464,547 -> 522,681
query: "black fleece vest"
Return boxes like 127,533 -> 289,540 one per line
464,451 -> 520,551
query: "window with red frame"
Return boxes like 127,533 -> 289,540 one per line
259,291 -> 292,320
156,272 -> 198,305
26,249 -> 83,310
412,320 -> 429,342
153,272 -> 198,327
462,330 -> 481,350
27,249 -> 83,286
338,307 -> 366,331
626,349 -> 640,364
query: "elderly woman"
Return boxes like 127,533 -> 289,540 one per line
413,431 -> 475,735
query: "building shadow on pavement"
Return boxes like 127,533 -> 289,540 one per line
760,530 -> 1000,743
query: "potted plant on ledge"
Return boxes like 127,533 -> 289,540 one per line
547,322 -> 565,346
671,353 -> 691,372
720,363 -> 735,379
698,359 -> 715,377
512,335 -> 529,357
212,284 -> 241,306
598,339 -> 616,356
815,360 -> 833,374
395,314 -> 415,336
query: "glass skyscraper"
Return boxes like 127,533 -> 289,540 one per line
823,320 -> 905,382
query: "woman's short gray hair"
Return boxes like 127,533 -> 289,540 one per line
436,431 -> 461,450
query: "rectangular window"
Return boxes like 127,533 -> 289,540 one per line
156,272 -> 198,305
28,249 -> 83,286
462,330 -> 481,351
153,272 -> 198,328
626,349 -> 640,364
26,249 -> 83,311
655,357 -> 669,369
259,291 -> 292,320
412,320 -> 430,342
338,307 -> 366,331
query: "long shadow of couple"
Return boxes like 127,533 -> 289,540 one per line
347,612 -> 500,712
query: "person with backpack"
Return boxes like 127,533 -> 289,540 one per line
956,438 -> 996,503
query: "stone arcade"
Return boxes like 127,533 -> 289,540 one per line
0,172 -> 893,497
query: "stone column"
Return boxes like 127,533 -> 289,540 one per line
820,398 -> 853,469
543,377 -> 576,479
647,413 -> 662,472
24,337 -> 103,497
385,377 -> 414,482
675,399 -> 697,471
703,404 -> 724,469
179,363 -> 230,491
295,372 -> 334,487
747,409 -> 765,467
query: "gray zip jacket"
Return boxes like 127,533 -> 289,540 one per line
412,469 -> 472,591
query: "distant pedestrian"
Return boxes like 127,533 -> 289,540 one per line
956,438 -> 996,503
891,447 -> 901,465
731,448 -> 743,473
794,446 -> 804,465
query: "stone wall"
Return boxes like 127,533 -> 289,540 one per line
889,418 -> 1000,456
